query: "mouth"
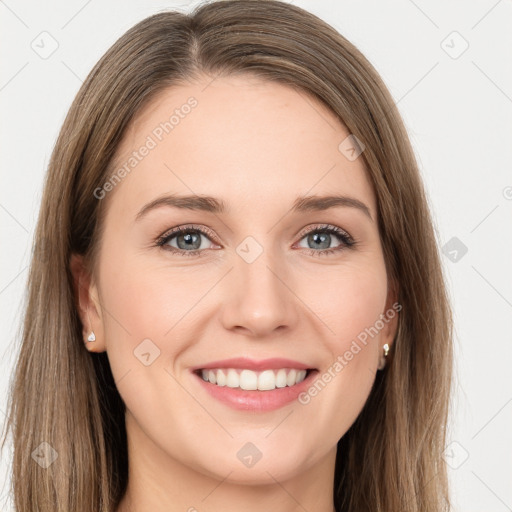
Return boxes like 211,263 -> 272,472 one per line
189,357 -> 319,411
193,367 -> 317,391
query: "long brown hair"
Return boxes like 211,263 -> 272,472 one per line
1,1 -> 453,510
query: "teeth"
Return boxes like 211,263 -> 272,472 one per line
275,368 -> 288,388
200,368 -> 308,390
286,369 -> 297,386
226,369 -> 238,388
239,369 -> 258,390
216,369 -> 226,386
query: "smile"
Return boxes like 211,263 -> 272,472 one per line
196,367 -> 310,391
192,368 -> 319,412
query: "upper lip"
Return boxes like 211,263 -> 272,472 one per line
190,357 -> 315,372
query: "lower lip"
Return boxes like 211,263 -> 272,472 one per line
192,370 -> 318,412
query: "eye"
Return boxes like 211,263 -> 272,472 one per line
155,223 -> 357,257
156,224 -> 218,256
295,224 -> 356,257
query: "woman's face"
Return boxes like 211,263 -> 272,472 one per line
76,74 -> 398,485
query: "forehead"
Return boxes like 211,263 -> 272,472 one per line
105,74 -> 376,220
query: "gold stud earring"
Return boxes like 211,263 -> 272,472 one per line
383,343 -> 389,357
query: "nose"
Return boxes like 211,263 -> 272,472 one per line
220,248 -> 299,338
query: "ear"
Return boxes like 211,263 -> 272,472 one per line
69,253 -> 106,353
377,277 -> 400,370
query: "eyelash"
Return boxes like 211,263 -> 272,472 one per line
155,223 -> 357,258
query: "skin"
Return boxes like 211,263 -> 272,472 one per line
70,74 -> 398,512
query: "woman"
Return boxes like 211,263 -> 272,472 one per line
1,0 -> 453,510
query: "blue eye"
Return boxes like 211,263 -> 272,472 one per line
295,224 -> 356,257
156,223 -> 356,257
156,224 -> 216,256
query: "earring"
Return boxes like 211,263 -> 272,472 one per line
85,310 -> 96,343
378,343 -> 390,371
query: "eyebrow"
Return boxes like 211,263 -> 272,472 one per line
135,193 -> 373,222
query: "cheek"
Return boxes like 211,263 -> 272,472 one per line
95,238 -> 182,375
296,265 -> 386,424
96,253 -> 203,432
312,263 -> 388,351
97,247 -> 225,397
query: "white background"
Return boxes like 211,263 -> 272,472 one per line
1,1 -> 511,510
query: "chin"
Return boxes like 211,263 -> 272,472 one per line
190,445 -> 313,485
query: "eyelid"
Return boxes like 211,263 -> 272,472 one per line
295,223 -> 351,241
156,224 -> 219,245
